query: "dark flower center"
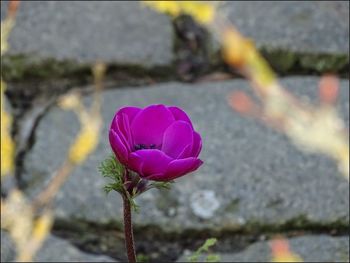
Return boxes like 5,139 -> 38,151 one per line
134,143 -> 158,151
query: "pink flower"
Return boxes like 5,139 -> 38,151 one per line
109,104 -> 203,181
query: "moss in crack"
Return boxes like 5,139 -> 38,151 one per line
52,215 -> 349,240
217,44 -> 349,77
51,215 -> 349,262
1,54 -> 176,84
260,47 -> 297,73
53,218 -> 126,260
107,64 -> 176,83
298,53 -> 349,73
258,47 -> 349,76
1,54 -> 91,82
2,54 -> 177,118
53,218 -> 124,234
237,215 -> 349,235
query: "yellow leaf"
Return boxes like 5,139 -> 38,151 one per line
1,81 -> 15,177
68,121 -> 100,164
142,1 -> 215,25
32,211 -> 53,241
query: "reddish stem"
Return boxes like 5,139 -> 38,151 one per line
122,194 -> 136,263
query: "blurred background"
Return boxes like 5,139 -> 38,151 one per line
1,1 -> 349,262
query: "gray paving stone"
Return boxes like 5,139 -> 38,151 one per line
35,235 -> 116,262
0,1 -> 173,66
1,231 -> 15,263
0,232 -> 115,262
23,77 -> 349,230
177,235 -> 350,262
225,1 -> 349,54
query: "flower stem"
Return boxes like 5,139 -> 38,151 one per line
122,194 -> 136,263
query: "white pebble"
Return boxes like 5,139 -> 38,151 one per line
190,190 -> 220,219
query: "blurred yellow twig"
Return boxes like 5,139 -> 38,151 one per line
216,19 -> 349,180
1,0 -> 20,177
32,161 -> 74,209
1,61 -> 105,261
1,2 -> 106,258
34,61 -> 105,208
142,0 -> 350,180
1,190 -> 53,262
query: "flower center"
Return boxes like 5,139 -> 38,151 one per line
134,143 -> 158,151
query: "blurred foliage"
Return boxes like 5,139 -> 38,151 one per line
1,2 -> 105,261
1,80 -> 15,176
59,62 -> 104,165
59,92 -> 101,165
0,0 -> 17,177
1,190 -> 53,262
145,0 -> 349,181
218,10 -> 349,181
143,1 -> 348,262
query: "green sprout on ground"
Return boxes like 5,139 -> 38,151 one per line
188,238 -> 220,262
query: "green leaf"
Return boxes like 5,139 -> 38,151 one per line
188,254 -> 199,263
205,254 -> 220,262
188,238 -> 219,262
99,154 -> 125,195
103,185 -> 113,194
136,253 -> 150,262
149,180 -> 174,191
98,154 -> 124,179
125,190 -> 140,213
130,198 -> 140,213
200,238 -> 217,251
104,182 -> 124,194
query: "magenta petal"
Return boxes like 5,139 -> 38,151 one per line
109,130 -> 128,164
111,107 -> 141,149
119,113 -> 134,148
111,106 -> 141,130
117,106 -> 141,123
164,158 -> 203,181
131,105 -> 175,146
128,153 -> 144,175
110,115 -> 118,131
111,115 -> 132,152
161,121 -> 194,158
144,173 -> 165,181
118,107 -> 141,147
168,106 -> 193,128
129,149 -> 173,177
191,131 -> 202,157
177,144 -> 193,159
